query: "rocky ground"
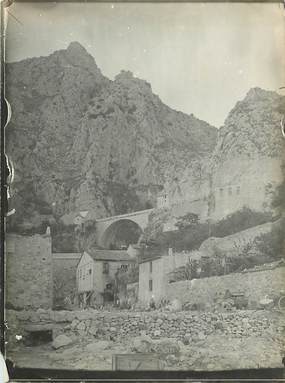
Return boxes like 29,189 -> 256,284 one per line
6,309 -> 285,371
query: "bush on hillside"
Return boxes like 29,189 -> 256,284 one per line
154,222 -> 209,251
143,206 -> 273,253
254,219 -> 284,260
174,212 -> 199,230
212,206 -> 272,238
271,167 -> 285,211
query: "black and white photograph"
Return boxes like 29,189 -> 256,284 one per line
3,1 -> 285,373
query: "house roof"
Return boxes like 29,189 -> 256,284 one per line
52,253 -> 81,260
138,247 -> 166,263
85,249 -> 136,262
139,255 -> 162,264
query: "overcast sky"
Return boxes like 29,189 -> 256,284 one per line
6,2 -> 285,127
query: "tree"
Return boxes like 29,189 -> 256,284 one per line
272,167 -> 285,211
175,212 -> 199,230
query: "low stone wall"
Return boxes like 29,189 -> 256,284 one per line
6,307 -> 284,347
166,265 -> 285,307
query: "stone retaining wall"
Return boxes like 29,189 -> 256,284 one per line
6,307 -> 284,347
166,265 -> 285,307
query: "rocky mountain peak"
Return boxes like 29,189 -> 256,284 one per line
8,43 -> 283,234
244,87 -> 281,102
63,41 -> 104,78
66,41 -> 89,53
114,70 -> 152,92
212,87 -> 284,165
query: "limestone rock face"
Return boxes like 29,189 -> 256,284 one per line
213,88 -> 284,163
6,42 -> 217,231
6,42 -> 284,236
208,88 -> 285,220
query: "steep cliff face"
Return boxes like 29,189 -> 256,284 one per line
209,88 -> 285,220
6,42 -> 283,234
6,42 -> 110,230
70,69 -> 217,216
6,42 -> 217,231
212,87 -> 284,163
162,87 -> 285,223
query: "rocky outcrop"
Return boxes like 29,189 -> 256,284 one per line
6,42 -> 217,232
6,42 -> 284,237
208,88 -> 285,220
166,88 -> 285,222
212,88 -> 284,163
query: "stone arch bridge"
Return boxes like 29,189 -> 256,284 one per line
96,208 -> 154,248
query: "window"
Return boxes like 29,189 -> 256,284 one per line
149,261 -> 152,273
79,269 -> 82,279
88,268 -> 92,275
149,279 -> 153,291
103,262 -> 109,274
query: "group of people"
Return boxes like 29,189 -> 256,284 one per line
149,296 -> 170,310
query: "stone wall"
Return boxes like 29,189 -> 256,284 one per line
6,307 -> 283,347
166,265 -> 285,307
210,157 -> 283,221
166,157 -> 283,223
6,233 -> 53,310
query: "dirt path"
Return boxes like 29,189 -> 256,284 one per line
7,332 -> 285,371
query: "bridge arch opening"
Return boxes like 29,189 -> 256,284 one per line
101,219 -> 143,250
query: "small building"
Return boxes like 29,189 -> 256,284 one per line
138,248 -> 190,305
76,249 -> 137,306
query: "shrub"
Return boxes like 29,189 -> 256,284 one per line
174,212 -> 199,230
272,171 -> 285,210
151,222 -> 209,251
143,207 -> 273,253
254,219 -> 285,260
212,206 -> 272,238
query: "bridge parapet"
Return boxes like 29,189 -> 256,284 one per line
96,208 -> 154,223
